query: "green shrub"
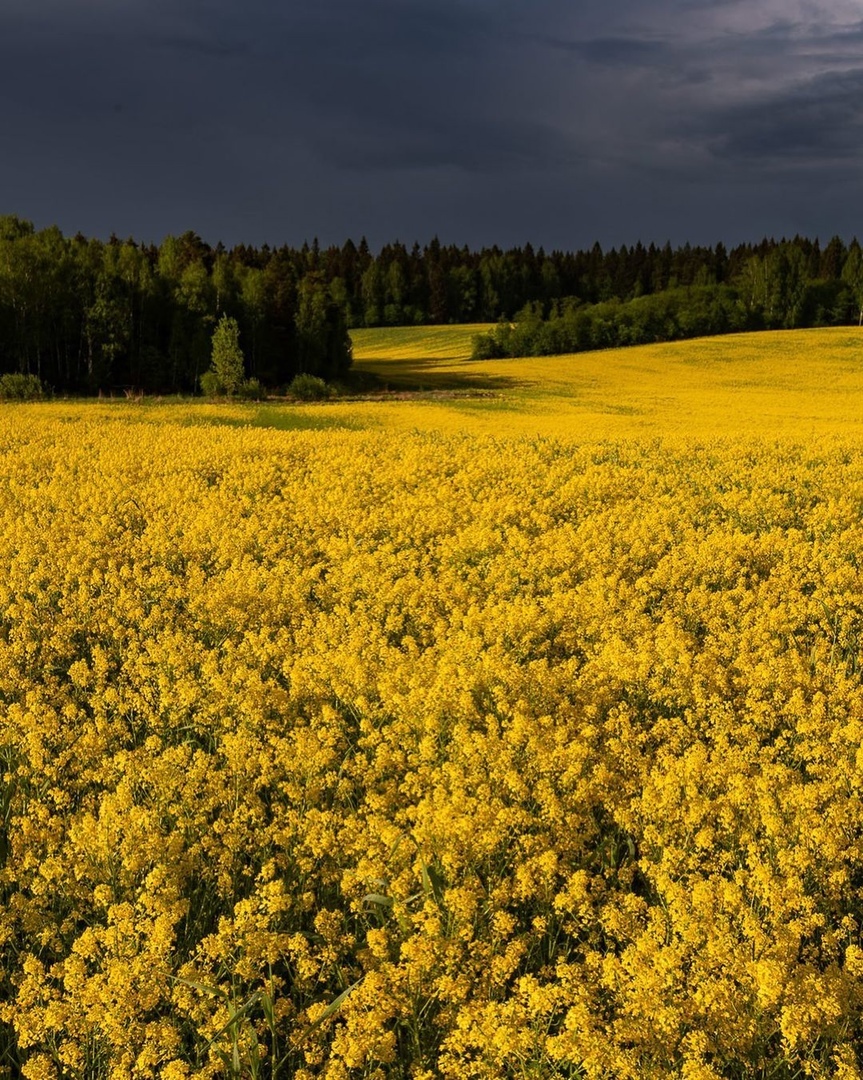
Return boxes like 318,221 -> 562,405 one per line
471,332 -> 504,360
288,373 -> 332,401
0,373 -> 44,400
200,370 -> 224,397
237,378 -> 264,401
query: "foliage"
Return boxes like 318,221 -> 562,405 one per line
202,374 -> 264,401
199,369 -> 224,397
208,314 -> 246,396
236,377 -> 265,401
0,218 -> 350,395
294,274 -> 353,379
288,373 -> 332,400
0,372 -> 43,399
472,286 -> 755,359
0,217 -> 861,396
3,401 -> 863,1077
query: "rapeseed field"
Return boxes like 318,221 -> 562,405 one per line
3,328 -> 863,1079
350,325 -> 863,438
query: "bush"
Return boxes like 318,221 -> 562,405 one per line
289,373 -> 332,401
199,370 -> 224,397
471,332 -> 503,360
202,373 -> 265,400
237,378 -> 264,401
0,373 -> 44,400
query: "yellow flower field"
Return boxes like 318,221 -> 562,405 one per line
349,325 -> 863,438
3,329 -> 863,1078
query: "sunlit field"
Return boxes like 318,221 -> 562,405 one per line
349,324 -> 863,438
4,328 -> 863,1078
21,325 -> 863,440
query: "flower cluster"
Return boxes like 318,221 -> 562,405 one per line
2,410 -> 863,1079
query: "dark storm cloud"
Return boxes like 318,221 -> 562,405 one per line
0,0 -> 861,247
544,35 -> 670,67
303,113 -> 577,174
535,10 -> 863,174
633,16 -> 863,174
702,68 -> 863,165
148,33 -> 248,60
675,0 -> 747,8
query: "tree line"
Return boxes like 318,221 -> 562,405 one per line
332,233 -> 863,332
1,216 -> 862,394
0,216 -> 352,395
473,239 -> 863,359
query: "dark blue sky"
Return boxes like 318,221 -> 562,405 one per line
2,0 -> 862,249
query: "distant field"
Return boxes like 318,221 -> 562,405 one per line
347,323 -> 863,437
350,323 -> 493,365
14,326 -> 863,438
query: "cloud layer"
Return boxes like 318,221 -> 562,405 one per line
0,0 -> 860,246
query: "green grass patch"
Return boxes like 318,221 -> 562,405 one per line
351,323 -> 493,363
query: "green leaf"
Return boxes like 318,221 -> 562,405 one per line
292,979 -> 362,1047
363,892 -> 394,908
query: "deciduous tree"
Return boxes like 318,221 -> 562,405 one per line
208,313 -> 245,395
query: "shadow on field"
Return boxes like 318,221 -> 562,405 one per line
355,356 -> 530,392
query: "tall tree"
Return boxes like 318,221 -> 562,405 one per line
841,243 -> 863,326
208,313 -> 245,394
295,273 -> 352,378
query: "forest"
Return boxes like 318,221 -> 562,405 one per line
0,214 -> 862,394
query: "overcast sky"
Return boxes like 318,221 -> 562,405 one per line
1,0 -> 861,250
